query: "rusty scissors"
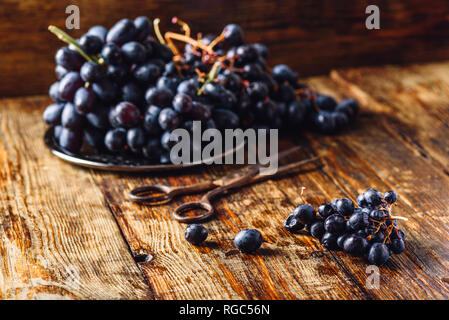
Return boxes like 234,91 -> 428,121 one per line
128,146 -> 321,223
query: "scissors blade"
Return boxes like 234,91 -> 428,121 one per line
212,146 -> 302,186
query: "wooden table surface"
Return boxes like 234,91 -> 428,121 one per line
1,61 -> 449,300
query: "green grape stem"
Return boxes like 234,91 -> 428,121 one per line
48,25 -> 100,64
197,61 -> 221,95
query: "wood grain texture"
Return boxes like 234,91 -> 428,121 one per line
2,61 -> 449,300
0,96 -> 151,299
2,0 -> 449,97
93,62 -> 449,299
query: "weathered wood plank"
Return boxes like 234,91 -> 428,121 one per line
94,63 -> 449,299
330,62 -> 449,171
0,96 -> 151,299
3,0 -> 449,97
2,60 -> 449,300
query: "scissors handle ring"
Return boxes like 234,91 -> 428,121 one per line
128,185 -> 174,204
173,199 -> 214,223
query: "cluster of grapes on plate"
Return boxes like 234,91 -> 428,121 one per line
284,188 -> 406,266
43,16 -> 360,163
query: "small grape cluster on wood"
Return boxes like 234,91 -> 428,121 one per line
284,189 -> 405,266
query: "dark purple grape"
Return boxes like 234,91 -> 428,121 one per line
260,72 -> 276,94
218,89 -> 237,109
106,18 -> 137,45
242,63 -> 263,81
84,127 -> 104,149
236,45 -> 258,64
91,79 -> 118,102
292,204 -> 316,225
213,109 -> 240,129
145,87 -> 173,107
234,229 -> 263,254
223,24 -> 244,46
173,93 -> 193,113
284,213 -> 304,233
79,34 -> 103,54
134,16 -> 151,41
113,102 -> 140,127
143,105 -> 162,135
101,43 -> 123,65
127,127 -> 146,152
160,130 -> 177,150
189,101 -> 212,121
59,127 -> 83,153
286,100 -> 307,127
343,234 -> 369,256
142,138 -> 162,160
157,76 -> 179,93
272,64 -> 297,84
86,107 -> 109,129
121,82 -> 143,106
370,231 -> 385,244
152,42 -> 174,63
55,47 -> 84,71
252,43 -> 268,58
49,82 -> 62,102
321,232 -> 339,250
43,103 -> 64,125
310,221 -> 325,239
177,79 -> 198,98
367,243 -> 390,266
55,65 -> 69,79
318,203 -> 336,219
357,193 -> 369,207
104,128 -> 127,152
335,198 -> 355,216
121,41 -> 147,64
384,190 -> 398,204
328,113 -> 347,133
389,239 -> 405,254
107,64 -> 129,83
316,94 -> 337,111
80,62 -> 104,82
58,72 -> 84,101
276,83 -> 296,103
158,108 -> 180,130
218,71 -> 242,92
348,210 -> 370,231
74,87 -> 96,114
314,111 -> 337,134
369,209 -> 386,221
364,188 -> 383,207
247,82 -> 268,102
337,234 -> 350,249
108,106 -> 121,128
133,63 -> 161,84
87,25 -> 107,42
61,102 -> 85,129
336,99 -> 359,120
324,214 -> 346,235
54,125 -> 63,140
185,224 -> 208,245
254,99 -> 277,123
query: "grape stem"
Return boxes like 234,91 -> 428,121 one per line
48,25 -> 100,64
197,61 -> 221,95
389,215 -> 408,221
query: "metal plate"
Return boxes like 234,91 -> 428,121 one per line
44,127 -> 244,172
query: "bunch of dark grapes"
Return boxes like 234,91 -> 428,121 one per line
44,17 -> 360,163
284,188 -> 406,266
